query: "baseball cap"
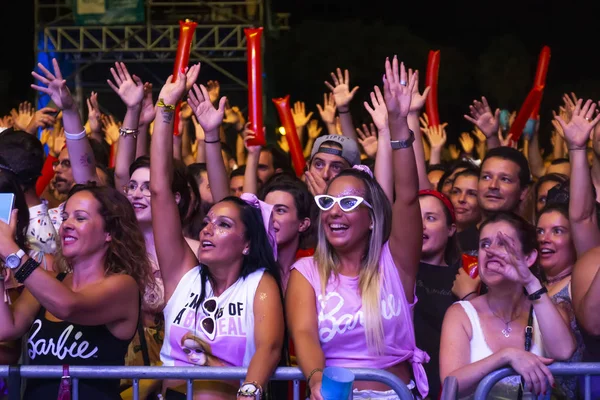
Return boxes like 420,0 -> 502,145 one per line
310,135 -> 361,167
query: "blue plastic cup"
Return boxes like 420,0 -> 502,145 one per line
320,366 -> 355,400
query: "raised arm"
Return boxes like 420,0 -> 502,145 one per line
286,269 -> 326,400
407,66 -> 432,190
556,99 -> 600,255
572,246 -> 600,335
242,124 -> 262,195
528,121 -> 546,178
136,83 -> 156,158
363,87 -> 393,203
188,83 -> 229,203
150,65 -> 201,301
316,93 -> 337,136
325,68 -> 358,140
107,62 -> 144,191
243,274 -> 284,391
31,58 -> 98,184
85,92 -> 104,143
387,60 -> 422,301
464,97 -> 501,150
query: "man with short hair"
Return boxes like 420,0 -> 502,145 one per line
305,134 -> 361,196
478,146 -> 532,215
257,144 -> 292,185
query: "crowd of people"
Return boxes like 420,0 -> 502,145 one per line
0,54 -> 599,400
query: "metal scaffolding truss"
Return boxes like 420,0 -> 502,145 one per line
35,0 -> 290,91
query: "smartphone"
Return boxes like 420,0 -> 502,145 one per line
45,99 -> 60,118
0,193 -> 15,225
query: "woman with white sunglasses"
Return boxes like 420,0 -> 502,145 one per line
287,58 -> 429,400
150,68 -> 285,400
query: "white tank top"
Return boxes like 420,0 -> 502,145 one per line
161,266 -> 265,367
457,301 -> 545,400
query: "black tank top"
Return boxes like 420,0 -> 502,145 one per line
23,273 -> 135,400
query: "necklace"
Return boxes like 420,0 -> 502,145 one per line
486,297 -> 522,338
546,268 -> 572,285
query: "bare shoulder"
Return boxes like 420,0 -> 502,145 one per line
443,302 -> 473,338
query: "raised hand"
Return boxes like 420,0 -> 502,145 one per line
498,131 -> 515,148
242,122 -> 261,154
139,83 -> 156,126
484,232 -> 537,285
184,63 -> 201,94
423,123 -> 448,151
356,123 -> 378,159
107,62 -> 144,108
364,86 -> 389,131
26,107 -> 57,134
102,114 -> 121,145
307,119 -> 322,140
472,126 -> 486,143
187,83 -> 227,136
86,92 -> 102,133
419,113 -> 430,135
383,55 -> 401,116
394,62 -> 417,117
191,115 -> 205,141
206,80 -> 220,104
278,135 -> 290,153
316,93 -> 336,125
324,68 -> 359,110
408,68 -> 430,113
49,126 -> 66,157
449,144 -> 461,160
180,101 -> 194,120
464,97 -> 500,139
10,101 -> 34,130
157,72 -> 187,107
291,101 -> 313,129
459,132 -> 475,155
31,58 -> 75,110
555,98 -> 600,149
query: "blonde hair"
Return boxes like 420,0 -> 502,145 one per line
314,169 -> 392,354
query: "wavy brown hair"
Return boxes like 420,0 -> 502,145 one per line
54,183 -> 153,292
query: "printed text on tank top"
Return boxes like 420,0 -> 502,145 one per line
28,319 -> 99,360
170,291 -> 247,337
318,291 -> 402,342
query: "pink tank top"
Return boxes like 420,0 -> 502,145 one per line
292,241 -> 429,398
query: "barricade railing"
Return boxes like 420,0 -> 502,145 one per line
470,362 -> 600,400
439,376 -> 458,400
0,365 -> 415,400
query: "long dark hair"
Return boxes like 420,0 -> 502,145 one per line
198,196 -> 283,303
419,193 -> 460,266
55,183 -> 153,292
0,167 -> 29,250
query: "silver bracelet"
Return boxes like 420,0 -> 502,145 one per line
64,129 -> 87,140
119,127 -> 139,139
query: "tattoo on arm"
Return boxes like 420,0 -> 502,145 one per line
79,154 -> 92,167
161,109 -> 174,123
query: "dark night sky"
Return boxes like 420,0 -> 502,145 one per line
2,0 -> 599,144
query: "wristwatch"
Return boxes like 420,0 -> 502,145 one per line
5,249 -> 26,269
390,129 -> 415,149
237,382 -> 262,399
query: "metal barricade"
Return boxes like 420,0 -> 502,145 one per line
1,365 -> 415,400
474,362 -> 600,400
439,376 -> 458,400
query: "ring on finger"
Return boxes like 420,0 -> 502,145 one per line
400,81 -> 407,86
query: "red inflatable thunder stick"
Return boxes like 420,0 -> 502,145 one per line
245,27 -> 266,146
530,46 -> 551,119
172,19 -> 198,136
272,95 -> 305,177
462,253 -> 479,279
425,50 -> 441,127
509,86 -> 543,142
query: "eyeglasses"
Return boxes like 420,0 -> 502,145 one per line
123,182 -> 151,197
52,159 -> 71,169
200,297 -> 218,341
314,195 -> 373,212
